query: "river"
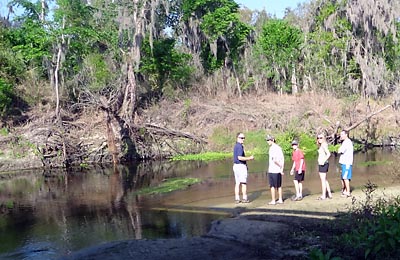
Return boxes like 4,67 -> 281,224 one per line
0,148 -> 399,259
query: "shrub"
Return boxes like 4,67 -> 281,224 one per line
0,78 -> 13,115
341,181 -> 400,259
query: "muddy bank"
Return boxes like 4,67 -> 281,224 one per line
61,185 -> 400,260
1,93 -> 399,172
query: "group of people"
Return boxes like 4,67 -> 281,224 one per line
232,130 -> 354,205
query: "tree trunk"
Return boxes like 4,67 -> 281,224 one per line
291,67 -> 298,94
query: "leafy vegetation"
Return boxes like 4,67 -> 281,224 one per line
0,0 -> 398,163
257,19 -> 303,92
337,182 -> 400,259
171,152 -> 231,161
134,178 -> 201,195
0,78 -> 13,115
175,130 -> 327,161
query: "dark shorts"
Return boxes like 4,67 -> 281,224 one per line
319,162 -> 329,173
268,172 -> 282,188
294,171 -> 305,182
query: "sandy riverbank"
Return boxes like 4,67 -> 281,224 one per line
61,185 -> 400,260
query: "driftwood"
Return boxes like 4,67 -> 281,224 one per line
315,103 -> 394,144
344,104 -> 392,132
144,123 -> 207,144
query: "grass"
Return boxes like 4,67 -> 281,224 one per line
134,178 -> 201,195
171,152 -> 231,161
174,130 -> 322,161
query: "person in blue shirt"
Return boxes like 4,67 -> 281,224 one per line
233,132 -> 254,204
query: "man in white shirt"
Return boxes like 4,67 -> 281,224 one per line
338,130 -> 354,197
266,135 -> 285,205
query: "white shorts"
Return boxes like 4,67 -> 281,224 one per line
233,164 -> 248,184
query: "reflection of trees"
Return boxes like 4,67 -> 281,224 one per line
110,164 -> 142,239
1,160 -> 227,252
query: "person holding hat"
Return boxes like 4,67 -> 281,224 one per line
266,135 -> 284,205
290,140 -> 306,201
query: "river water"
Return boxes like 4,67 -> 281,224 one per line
0,148 -> 399,259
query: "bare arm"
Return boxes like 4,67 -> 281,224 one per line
238,155 -> 254,161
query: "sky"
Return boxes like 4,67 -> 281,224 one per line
0,0 -> 308,19
236,0 -> 309,18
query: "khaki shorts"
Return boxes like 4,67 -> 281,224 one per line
233,164 -> 248,184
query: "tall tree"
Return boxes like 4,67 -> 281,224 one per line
180,0 -> 252,96
257,19 -> 303,93
346,0 -> 400,98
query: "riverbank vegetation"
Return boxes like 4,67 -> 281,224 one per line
309,182 -> 400,259
134,178 -> 201,195
0,0 -> 399,170
172,130 -> 364,161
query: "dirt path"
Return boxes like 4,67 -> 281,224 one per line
62,185 -> 400,260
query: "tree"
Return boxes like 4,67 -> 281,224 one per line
346,0 -> 400,98
139,37 -> 193,101
302,0 -> 352,94
180,0 -> 252,96
257,19 -> 303,93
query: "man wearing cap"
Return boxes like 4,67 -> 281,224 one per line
338,130 -> 353,197
233,132 -> 254,204
290,140 -> 306,201
266,135 -> 284,205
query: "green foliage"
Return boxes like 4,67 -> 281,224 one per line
10,19 -> 50,64
258,19 -> 302,66
0,127 -> 7,136
341,182 -> 400,259
0,27 -> 26,84
257,19 -> 303,92
79,162 -> 89,169
171,152 -> 231,161
181,0 -> 252,73
135,178 -> 201,195
329,142 -> 362,153
0,78 -> 13,115
83,53 -> 112,91
303,0 -> 352,95
209,126 -> 234,152
209,128 -> 269,155
199,129 -> 321,160
140,38 -> 193,99
309,248 -> 342,260
314,1 -> 337,27
381,21 -> 400,72
273,132 -> 317,156
6,200 -> 14,209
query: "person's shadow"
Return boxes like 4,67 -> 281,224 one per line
248,190 -> 263,202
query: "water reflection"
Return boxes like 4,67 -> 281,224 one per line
0,148 -> 399,259
0,162 -> 226,259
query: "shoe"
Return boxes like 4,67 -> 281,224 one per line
235,200 -> 241,204
268,201 -> 276,205
328,195 -> 333,199
291,195 -> 297,201
316,196 -> 326,200
241,199 -> 250,203
276,200 -> 284,204
296,196 -> 303,201
341,193 -> 351,198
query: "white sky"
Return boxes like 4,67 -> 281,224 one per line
0,0 -> 309,20
235,0 -> 309,18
